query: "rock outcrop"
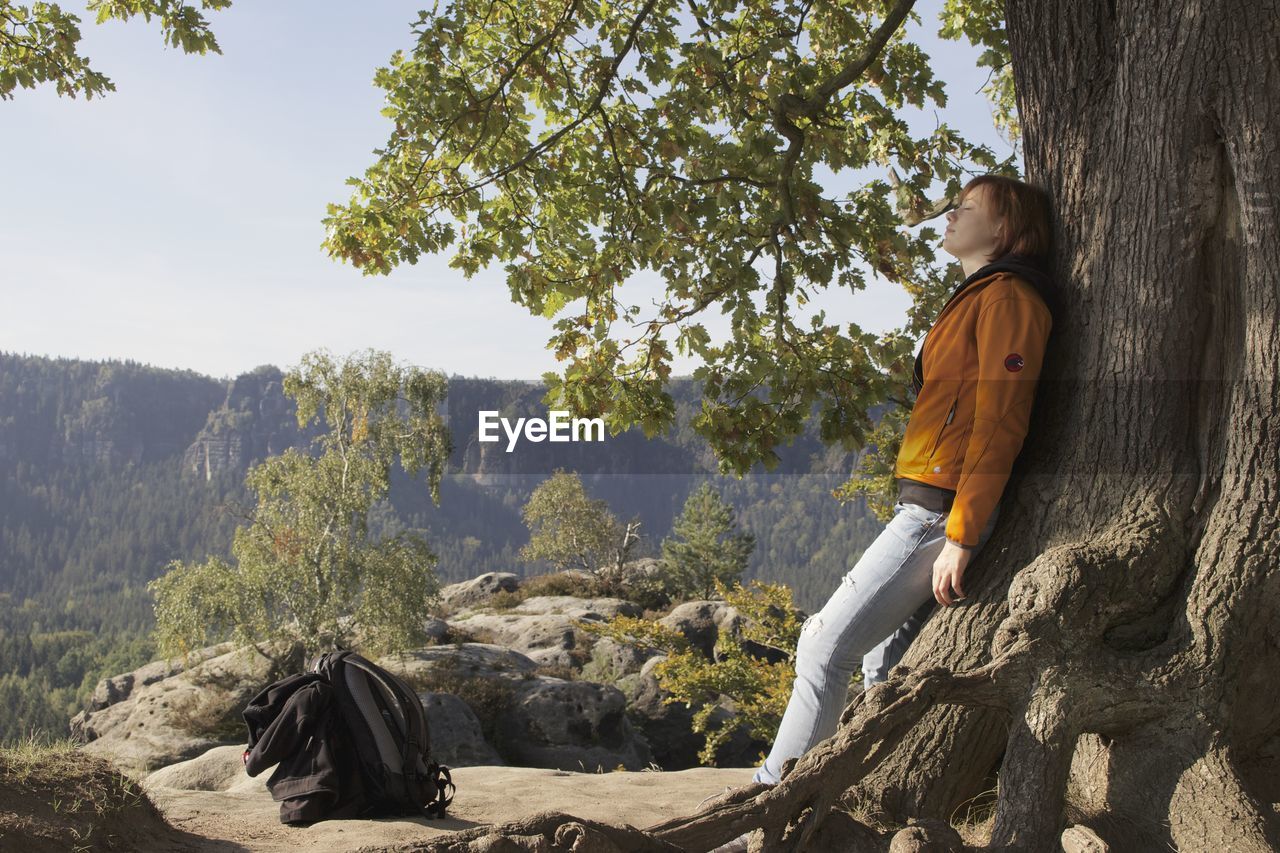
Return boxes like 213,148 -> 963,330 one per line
658,599 -> 746,658
494,676 -> 652,772
419,692 -> 506,766
378,642 -> 540,685
437,571 -> 521,612
381,642 -> 651,771
180,366 -> 310,481
73,568 -> 789,785
446,596 -> 640,669
72,642 -> 301,778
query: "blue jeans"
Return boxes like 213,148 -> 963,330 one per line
752,497 -> 1001,785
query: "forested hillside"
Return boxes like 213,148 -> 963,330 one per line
0,350 -> 889,742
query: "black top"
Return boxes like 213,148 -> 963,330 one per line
896,476 -> 956,513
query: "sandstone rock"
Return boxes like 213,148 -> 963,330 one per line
83,642 -> 236,713
376,642 -> 539,686
438,572 -> 520,612
580,636 -> 661,685
612,556 -> 666,583
421,616 -> 450,644
142,744 -> 259,794
72,643 -> 300,779
494,676 -> 652,772
419,692 -> 505,767
657,600 -> 746,658
509,595 -> 642,620
446,611 -> 597,669
597,557 -> 675,606
382,646 -> 649,771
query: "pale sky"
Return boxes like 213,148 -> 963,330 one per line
0,1 -> 1016,383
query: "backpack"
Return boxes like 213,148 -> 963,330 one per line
242,649 -> 455,824
310,649 -> 456,820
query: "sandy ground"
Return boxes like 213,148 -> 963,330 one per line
143,747 -> 758,852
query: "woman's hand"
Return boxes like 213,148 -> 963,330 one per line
933,540 -> 975,605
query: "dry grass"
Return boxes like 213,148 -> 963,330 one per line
950,782 -> 999,847
0,732 -> 182,852
487,572 -> 614,611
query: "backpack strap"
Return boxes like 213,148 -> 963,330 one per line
422,763 -> 455,819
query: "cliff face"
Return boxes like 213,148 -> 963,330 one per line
0,354 -> 228,469
180,366 -> 309,481
0,352 -> 864,482
0,355 -> 326,477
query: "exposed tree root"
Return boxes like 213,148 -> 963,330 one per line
370,809 -> 685,852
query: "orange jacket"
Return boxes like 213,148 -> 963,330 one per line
894,268 -> 1053,547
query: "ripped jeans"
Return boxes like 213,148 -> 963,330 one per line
752,497 -> 1001,785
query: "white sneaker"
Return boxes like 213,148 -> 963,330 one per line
709,830 -> 753,852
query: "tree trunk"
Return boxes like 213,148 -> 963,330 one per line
846,0 -> 1280,848
398,0 -> 1280,849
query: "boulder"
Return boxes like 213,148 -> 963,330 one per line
381,645 -> 648,771
143,744 -> 262,795
509,596 -> 643,620
419,692 -> 505,767
657,600 -> 746,658
377,642 -> 539,686
597,557 -> 676,608
421,616 -> 451,644
494,676 -> 652,772
446,611 -> 599,669
610,556 -> 666,584
438,572 -> 520,612
580,636 -> 662,685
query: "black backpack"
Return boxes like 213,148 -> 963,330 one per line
243,649 -> 455,824
310,650 -> 455,820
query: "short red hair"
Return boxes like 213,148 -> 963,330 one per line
959,175 -> 1053,261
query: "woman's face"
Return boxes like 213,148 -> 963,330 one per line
942,185 -> 1003,262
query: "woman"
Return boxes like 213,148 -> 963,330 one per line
705,174 -> 1055,852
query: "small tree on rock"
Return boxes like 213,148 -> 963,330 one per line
519,468 -> 641,578
661,482 -> 755,600
149,348 -> 452,659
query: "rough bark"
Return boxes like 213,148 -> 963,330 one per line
388,0 -> 1280,849
845,0 -> 1280,847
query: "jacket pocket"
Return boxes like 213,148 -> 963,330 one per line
934,410 -> 973,475
926,395 -> 958,461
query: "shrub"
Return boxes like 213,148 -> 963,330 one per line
581,578 -> 803,765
